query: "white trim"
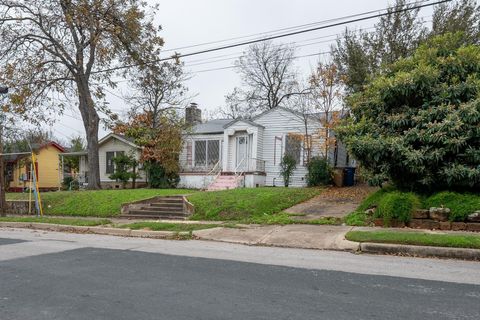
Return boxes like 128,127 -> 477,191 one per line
98,133 -> 140,149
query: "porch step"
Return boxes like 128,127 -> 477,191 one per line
122,195 -> 188,220
207,174 -> 242,191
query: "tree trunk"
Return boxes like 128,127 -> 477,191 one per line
85,119 -> 101,189
0,127 -> 6,217
76,77 -> 101,190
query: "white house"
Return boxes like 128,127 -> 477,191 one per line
61,133 -> 146,188
178,104 -> 353,189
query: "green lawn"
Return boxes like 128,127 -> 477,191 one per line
346,230 -> 480,249
188,187 -> 322,223
6,189 -> 196,217
117,222 -> 221,232
0,216 -> 111,226
345,188 -> 480,226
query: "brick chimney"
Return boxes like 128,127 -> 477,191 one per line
185,102 -> 202,125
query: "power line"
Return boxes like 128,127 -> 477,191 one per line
160,0 -> 432,53
10,1 -> 446,89
89,0 -> 450,75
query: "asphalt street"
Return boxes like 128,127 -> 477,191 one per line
1,229 -> 479,320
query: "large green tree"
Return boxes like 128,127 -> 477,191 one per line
337,33 -> 480,191
431,0 -> 480,44
332,0 -> 426,93
0,0 -> 164,189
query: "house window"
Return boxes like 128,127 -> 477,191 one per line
207,140 -> 220,165
106,151 -> 124,174
303,135 -> 312,165
106,152 -> 115,174
285,134 -> 302,165
194,140 -> 220,166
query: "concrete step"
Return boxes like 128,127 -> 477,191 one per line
129,209 -> 186,215
140,206 -> 184,213
118,214 -> 186,220
150,203 -> 183,208
153,198 -> 184,203
207,186 -> 235,191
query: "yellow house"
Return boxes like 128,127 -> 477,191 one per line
6,142 -> 65,192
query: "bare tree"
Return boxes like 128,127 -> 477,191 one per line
125,60 -> 189,130
309,61 -> 345,159
230,41 -> 298,115
0,0 -> 164,189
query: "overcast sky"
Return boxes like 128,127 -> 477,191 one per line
53,0 -> 435,142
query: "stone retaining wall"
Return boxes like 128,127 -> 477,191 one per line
5,200 -> 33,215
373,208 -> 480,232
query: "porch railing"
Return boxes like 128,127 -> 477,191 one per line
203,161 -> 221,189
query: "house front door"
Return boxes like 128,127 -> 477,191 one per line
236,135 -> 248,171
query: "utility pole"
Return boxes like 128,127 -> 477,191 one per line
0,85 -> 9,217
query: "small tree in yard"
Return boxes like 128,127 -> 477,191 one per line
309,61 -> 345,161
279,154 -> 297,187
109,153 -> 139,189
337,33 -> 480,191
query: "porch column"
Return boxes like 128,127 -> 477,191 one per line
223,129 -> 234,172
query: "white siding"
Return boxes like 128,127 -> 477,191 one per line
254,108 -> 324,187
98,138 -> 145,182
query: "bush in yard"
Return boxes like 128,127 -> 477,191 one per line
109,153 -> 140,189
146,161 -> 179,188
306,157 -> 333,186
337,33 -> 480,191
279,154 -> 297,187
62,176 -> 78,191
424,191 -> 480,222
376,191 -> 421,226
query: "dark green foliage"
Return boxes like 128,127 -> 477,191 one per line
62,176 -> 78,191
306,157 -> 333,186
424,191 -> 480,222
376,192 -> 421,225
431,0 -> 480,44
346,188 -> 480,226
279,154 -> 297,187
332,0 -> 427,93
146,161 -> 179,189
338,33 -> 480,191
109,153 -> 139,188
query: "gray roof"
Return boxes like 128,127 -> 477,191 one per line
223,118 -> 264,129
190,119 -> 232,134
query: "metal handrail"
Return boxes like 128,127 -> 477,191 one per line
204,160 -> 221,189
234,157 -> 245,175
234,157 -> 246,188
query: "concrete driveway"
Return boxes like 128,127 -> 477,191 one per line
193,224 -> 358,251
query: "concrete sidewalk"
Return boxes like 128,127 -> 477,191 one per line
193,224 -> 359,251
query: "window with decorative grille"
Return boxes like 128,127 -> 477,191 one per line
285,134 -> 302,165
194,140 -> 220,167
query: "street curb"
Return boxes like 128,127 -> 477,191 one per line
359,242 -> 480,261
0,222 -> 188,239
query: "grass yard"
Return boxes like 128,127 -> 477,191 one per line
0,216 -> 111,226
117,222 -> 221,232
345,188 -> 480,226
188,187 -> 322,223
346,230 -> 480,250
6,189 -> 196,217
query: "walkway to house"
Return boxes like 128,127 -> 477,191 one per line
285,185 -> 378,221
